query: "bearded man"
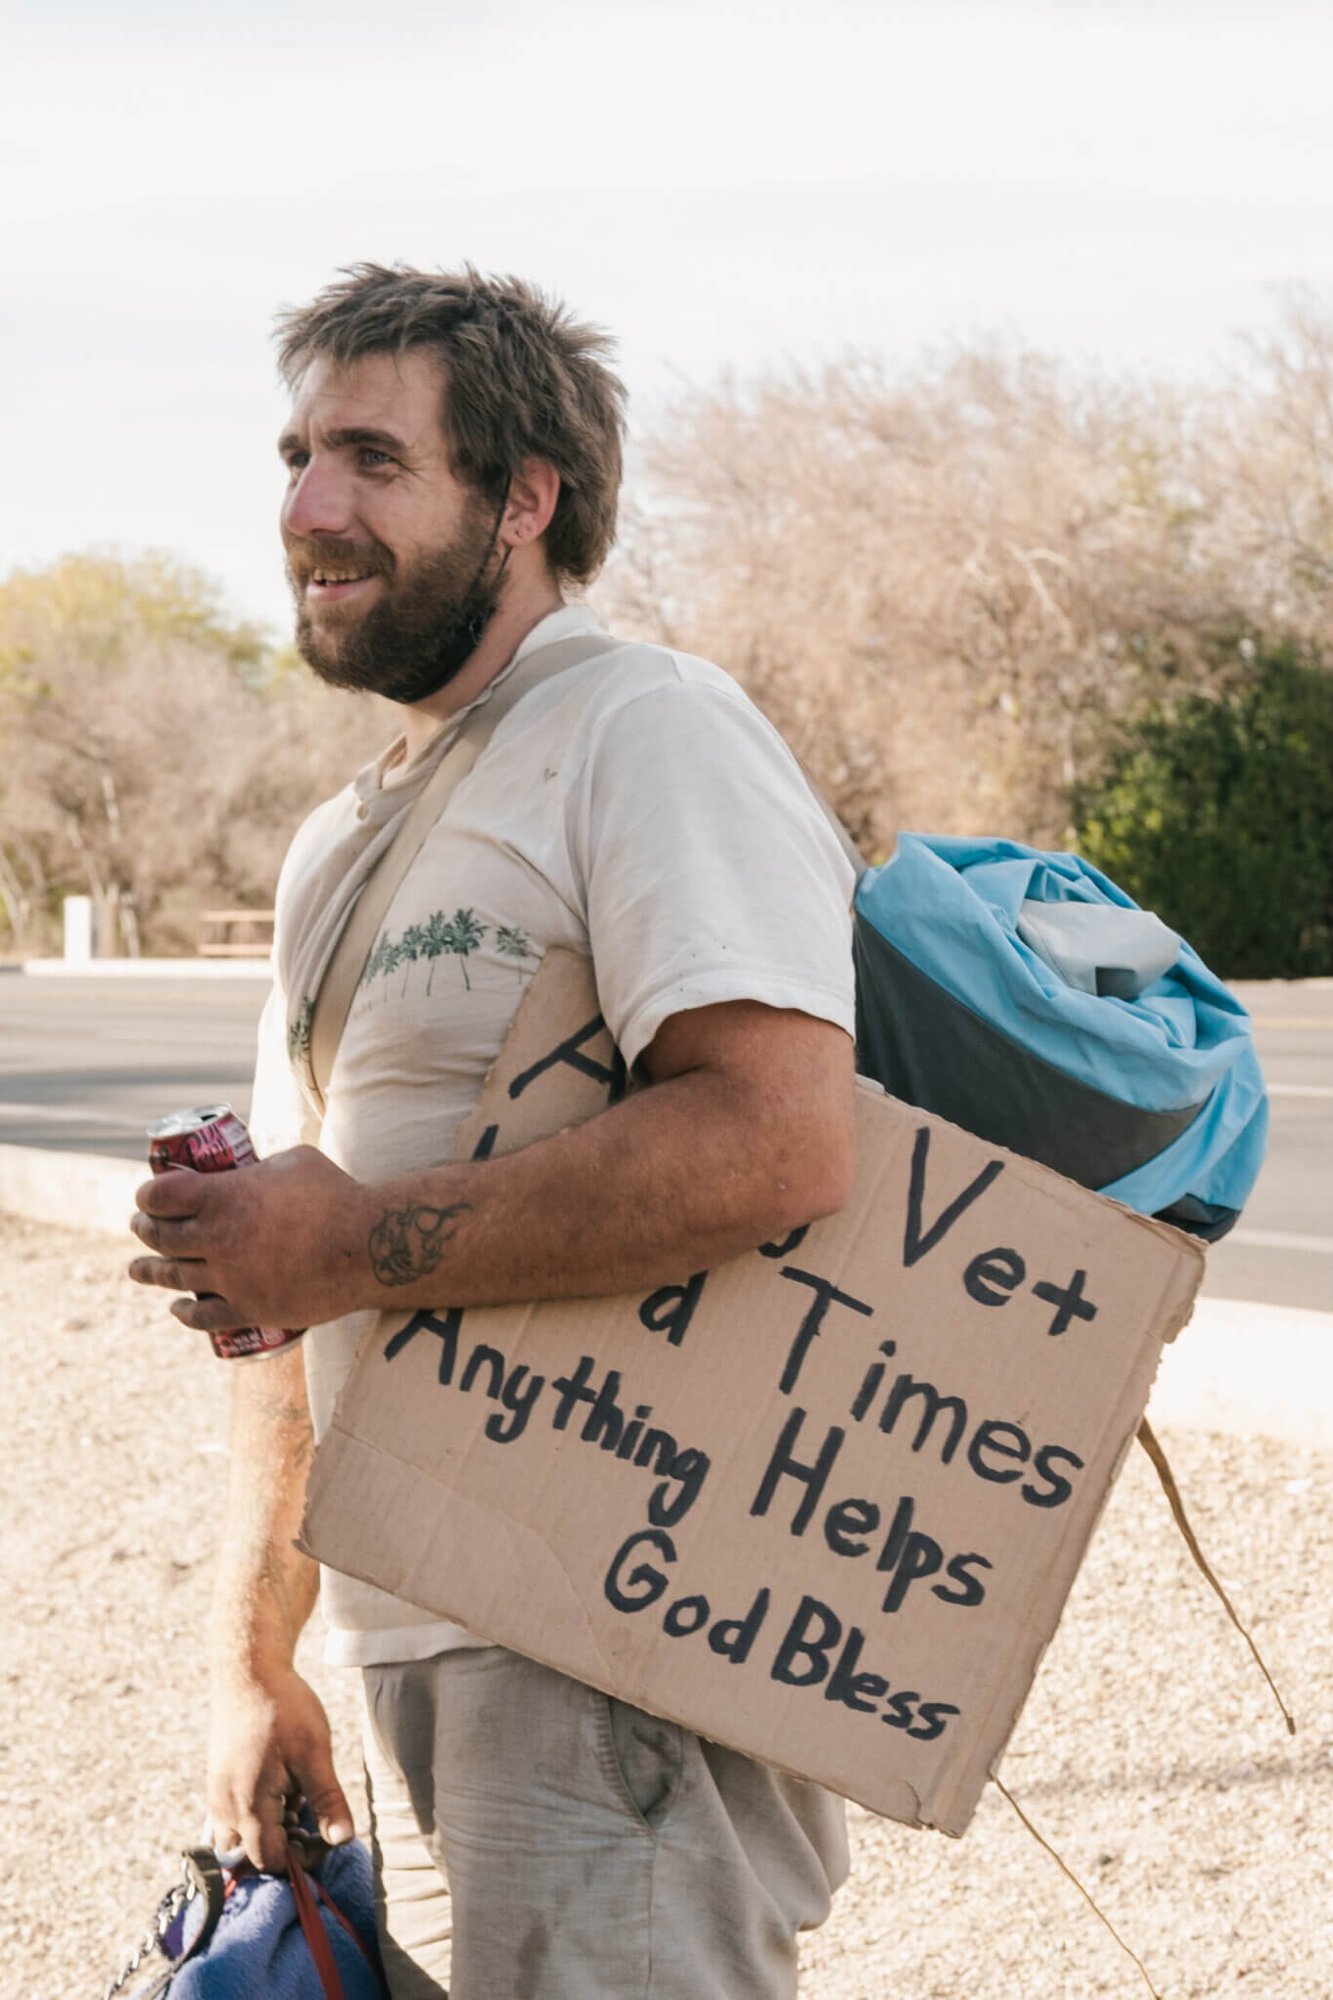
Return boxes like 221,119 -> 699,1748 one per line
130,264 -> 858,1999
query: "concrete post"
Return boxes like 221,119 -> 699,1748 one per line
63,895 -> 95,964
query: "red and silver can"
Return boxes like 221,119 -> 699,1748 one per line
146,1104 -> 306,1363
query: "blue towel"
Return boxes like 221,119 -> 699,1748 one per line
146,1838 -> 384,1999
853,834 -> 1268,1237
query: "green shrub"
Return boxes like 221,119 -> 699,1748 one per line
1074,639 -> 1333,978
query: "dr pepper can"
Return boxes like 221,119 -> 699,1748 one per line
146,1104 -> 306,1362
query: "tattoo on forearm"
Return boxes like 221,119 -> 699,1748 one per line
368,1202 -> 471,1287
260,1540 -> 316,1634
288,1419 -> 315,1473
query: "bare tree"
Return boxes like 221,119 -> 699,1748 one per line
598,306 -> 1332,852
0,551 -> 385,954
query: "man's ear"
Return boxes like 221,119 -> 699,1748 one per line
502,457 -> 560,548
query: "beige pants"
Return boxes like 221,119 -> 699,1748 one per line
361,1648 -> 849,2000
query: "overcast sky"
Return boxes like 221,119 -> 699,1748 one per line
6,0 -> 1332,634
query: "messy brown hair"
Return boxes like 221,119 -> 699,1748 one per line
275,263 -> 627,585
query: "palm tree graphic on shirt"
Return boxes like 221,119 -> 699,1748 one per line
397,921 -> 429,994
494,924 -> 534,965
361,931 -> 393,998
439,908 -> 487,988
355,909 -> 524,999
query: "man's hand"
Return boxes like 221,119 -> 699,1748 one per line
129,1146 -> 373,1331
209,1660 -> 354,1873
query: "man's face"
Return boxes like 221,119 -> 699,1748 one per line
279,349 -> 506,705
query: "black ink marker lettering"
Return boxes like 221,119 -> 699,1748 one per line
759,1224 -> 811,1260
777,1268 -> 874,1394
881,1530 -> 944,1614
932,1552 -> 992,1608
825,1628 -> 889,1714
963,1246 -> 1026,1307
824,1496 -> 880,1558
579,1367 -> 626,1452
708,1588 -> 771,1664
460,1343 -> 505,1399
635,1426 -> 680,1474
881,1688 -> 919,1731
604,1528 -> 676,1612
649,1445 -> 711,1528
550,1354 -> 598,1429
771,1595 -> 840,1688
878,1372 -> 969,1462
663,1595 -> 710,1638
749,1408 -> 846,1536
484,1365 -> 546,1443
383,1306 -> 463,1385
638,1271 -> 707,1348
616,1404 -> 655,1461
908,1701 -> 962,1742
903,1126 -> 1005,1268
875,1495 -> 916,1573
509,1017 -> 627,1104
966,1419 -> 1031,1484
1021,1443 -> 1085,1508
1032,1267 -> 1098,1337
850,1339 -> 898,1422
470,1123 -> 499,1161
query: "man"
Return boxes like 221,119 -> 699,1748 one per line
130,264 -> 859,1999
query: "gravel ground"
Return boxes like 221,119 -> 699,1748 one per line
2,1211 -> 1329,2000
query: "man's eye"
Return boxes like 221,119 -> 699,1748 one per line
360,449 -> 394,469
283,451 -> 310,475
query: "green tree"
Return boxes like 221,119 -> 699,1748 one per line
0,549 -> 384,956
1074,637 -> 1333,977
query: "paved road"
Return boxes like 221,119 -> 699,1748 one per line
0,972 -> 268,1155
1,969 -> 1328,1310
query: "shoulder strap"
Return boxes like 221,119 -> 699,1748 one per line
306,631 -> 625,1107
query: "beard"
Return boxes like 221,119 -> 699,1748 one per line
286,496 -> 508,706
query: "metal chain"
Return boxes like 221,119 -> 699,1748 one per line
99,1875 -> 198,2000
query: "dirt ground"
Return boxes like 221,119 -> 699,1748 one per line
2,1210 -> 1329,2000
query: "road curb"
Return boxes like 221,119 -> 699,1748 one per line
1149,1297 -> 1332,1450
0,1142 -> 141,1236
11,959 -> 272,980
1,1141 -> 1328,1450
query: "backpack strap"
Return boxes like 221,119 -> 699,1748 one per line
306,631 -> 625,1107
288,1858 -> 346,1999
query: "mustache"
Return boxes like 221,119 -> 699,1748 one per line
283,534 -> 393,582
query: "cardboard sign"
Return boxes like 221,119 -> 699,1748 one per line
303,950 -> 1204,1836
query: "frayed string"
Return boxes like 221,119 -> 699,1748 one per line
992,1774 -> 1164,2000
1137,1418 -> 1296,1735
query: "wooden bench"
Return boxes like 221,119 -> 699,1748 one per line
198,909 -> 275,958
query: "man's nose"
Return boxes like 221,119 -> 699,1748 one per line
282,456 -> 356,540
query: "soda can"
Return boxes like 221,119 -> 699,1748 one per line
145,1104 -> 306,1363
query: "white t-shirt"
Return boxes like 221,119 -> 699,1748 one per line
251,605 -> 857,1665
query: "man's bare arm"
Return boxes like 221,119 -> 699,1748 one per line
212,1342 -> 318,1668
129,1001 -> 856,1333
206,1344 -> 354,1870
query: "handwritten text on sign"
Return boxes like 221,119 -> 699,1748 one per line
305,950 -> 1202,1834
